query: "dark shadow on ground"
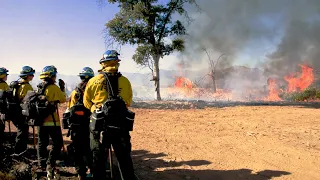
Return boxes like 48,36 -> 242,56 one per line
1,132 -> 77,179
2,132 -> 291,180
131,150 -> 291,180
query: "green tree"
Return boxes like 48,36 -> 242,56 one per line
105,0 -> 197,100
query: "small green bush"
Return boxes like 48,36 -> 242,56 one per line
281,87 -> 320,101
316,90 -> 320,99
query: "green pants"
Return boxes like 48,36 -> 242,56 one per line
37,126 -> 63,168
90,129 -> 135,180
13,121 -> 29,154
71,126 -> 92,177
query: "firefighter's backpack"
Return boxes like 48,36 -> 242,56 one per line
21,81 -> 56,126
0,81 -> 27,120
62,83 -> 91,129
90,72 -> 135,132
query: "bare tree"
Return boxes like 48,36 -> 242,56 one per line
202,48 -> 226,93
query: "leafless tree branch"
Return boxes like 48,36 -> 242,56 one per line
102,29 -> 122,52
146,56 -> 154,74
193,73 -> 211,86
202,48 -> 214,69
96,0 -> 108,9
214,53 -> 226,70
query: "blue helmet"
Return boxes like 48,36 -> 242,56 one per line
0,67 -> 9,75
79,67 -> 94,78
99,50 -> 120,63
19,66 -> 35,78
49,65 -> 57,73
0,67 -> 9,79
39,66 -> 57,79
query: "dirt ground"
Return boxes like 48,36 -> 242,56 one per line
4,104 -> 320,180
130,106 -> 320,180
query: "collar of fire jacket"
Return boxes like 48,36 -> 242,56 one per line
99,60 -> 120,73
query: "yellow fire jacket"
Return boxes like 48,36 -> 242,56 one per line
16,80 -> 33,101
13,81 -> 34,123
0,81 -> 9,91
83,71 -> 132,112
42,84 -> 66,126
68,83 -> 89,108
67,90 -> 77,109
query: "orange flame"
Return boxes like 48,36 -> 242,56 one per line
265,64 -> 314,101
174,76 -> 193,89
168,64 -> 315,101
264,78 -> 282,101
284,65 -> 314,92
169,76 -> 233,100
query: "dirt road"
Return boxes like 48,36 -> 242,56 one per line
4,105 -> 320,180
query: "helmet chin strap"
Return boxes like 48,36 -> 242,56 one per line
80,76 -> 91,82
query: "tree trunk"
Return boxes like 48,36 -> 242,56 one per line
153,55 -> 161,100
211,70 -> 217,93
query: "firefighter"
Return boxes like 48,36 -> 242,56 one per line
0,67 -> 9,149
83,50 -> 136,180
37,65 -> 66,179
11,66 -> 35,156
67,67 -> 94,180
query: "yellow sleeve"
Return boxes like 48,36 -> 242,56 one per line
68,90 -> 77,108
17,83 -> 33,101
119,76 -> 133,107
42,84 -> 65,126
0,82 -> 9,91
126,79 -> 133,107
45,84 -> 66,103
83,79 -> 94,111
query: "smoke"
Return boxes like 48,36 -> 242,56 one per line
181,0 -> 320,77
265,20 -> 320,77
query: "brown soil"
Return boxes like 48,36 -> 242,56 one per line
4,104 -> 320,180
131,106 -> 320,180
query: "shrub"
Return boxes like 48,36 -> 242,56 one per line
316,90 -> 320,99
281,87 -> 320,101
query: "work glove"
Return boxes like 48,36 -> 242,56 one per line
58,79 -> 65,92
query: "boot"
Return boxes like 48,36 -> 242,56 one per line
78,174 -> 86,180
46,164 -> 54,180
54,168 -> 60,180
46,164 -> 60,180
